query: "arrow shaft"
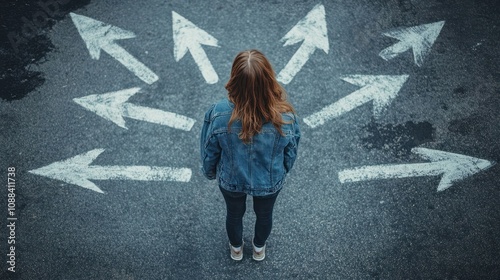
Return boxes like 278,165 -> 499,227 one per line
102,43 -> 159,84
189,44 -> 218,84
304,86 -> 375,128
277,42 -> 316,84
123,103 -> 195,131
379,41 -> 411,61
338,162 -> 444,183
85,166 -> 192,182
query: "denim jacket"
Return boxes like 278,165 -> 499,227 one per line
200,99 -> 300,196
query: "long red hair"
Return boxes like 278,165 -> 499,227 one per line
225,49 -> 295,143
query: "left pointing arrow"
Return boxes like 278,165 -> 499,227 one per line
29,149 -> 192,193
73,87 -> 195,131
70,13 -> 159,84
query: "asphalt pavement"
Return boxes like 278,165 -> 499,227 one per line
1,0 -> 499,279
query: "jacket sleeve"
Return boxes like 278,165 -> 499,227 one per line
284,115 -> 301,173
200,105 -> 220,180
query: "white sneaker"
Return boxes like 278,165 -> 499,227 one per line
252,240 -> 266,261
230,242 -> 243,261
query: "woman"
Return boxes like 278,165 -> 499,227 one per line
200,49 -> 300,261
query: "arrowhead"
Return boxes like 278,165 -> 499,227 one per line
281,4 -> 329,53
172,11 -> 218,61
73,87 -> 141,129
29,149 -> 106,193
70,13 -> 136,59
412,148 -> 495,191
341,75 -> 409,117
380,21 -> 445,66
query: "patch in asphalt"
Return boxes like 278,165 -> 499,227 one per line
361,120 -> 435,157
0,0 -> 90,101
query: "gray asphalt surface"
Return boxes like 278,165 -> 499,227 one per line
1,0 -> 499,279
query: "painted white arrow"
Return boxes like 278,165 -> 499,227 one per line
29,149 -> 192,193
73,87 -> 195,131
172,11 -> 219,84
379,21 -> 445,67
303,75 -> 409,128
339,148 -> 495,192
70,13 -> 159,84
277,4 -> 329,84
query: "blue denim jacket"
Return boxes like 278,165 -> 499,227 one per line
200,99 -> 300,196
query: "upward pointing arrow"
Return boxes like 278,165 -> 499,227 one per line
379,21 -> 445,67
70,13 -> 159,84
73,87 -> 196,131
277,4 -> 329,84
29,149 -> 192,193
172,11 -> 219,84
338,148 -> 495,192
303,75 -> 409,128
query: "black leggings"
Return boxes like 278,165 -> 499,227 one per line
219,187 -> 280,248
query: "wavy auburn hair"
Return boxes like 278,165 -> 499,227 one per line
225,49 -> 295,143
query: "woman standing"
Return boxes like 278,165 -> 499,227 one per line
200,50 -> 300,261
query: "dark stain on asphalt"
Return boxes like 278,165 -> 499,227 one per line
452,86 -> 467,97
0,0 -> 90,101
361,120 -> 436,157
448,115 -> 483,136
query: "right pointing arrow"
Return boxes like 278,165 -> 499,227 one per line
379,21 -> 445,67
303,75 -> 409,128
74,87 -> 195,131
277,4 -> 329,84
339,148 -> 495,192
172,11 -> 219,84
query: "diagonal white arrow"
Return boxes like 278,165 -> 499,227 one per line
29,149 -> 192,193
303,75 -> 409,128
277,4 -> 329,84
73,87 -> 195,131
338,148 -> 495,192
379,21 -> 445,67
172,11 -> 219,84
70,13 -> 159,84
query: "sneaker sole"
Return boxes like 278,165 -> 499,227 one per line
231,254 -> 243,261
252,254 -> 265,261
